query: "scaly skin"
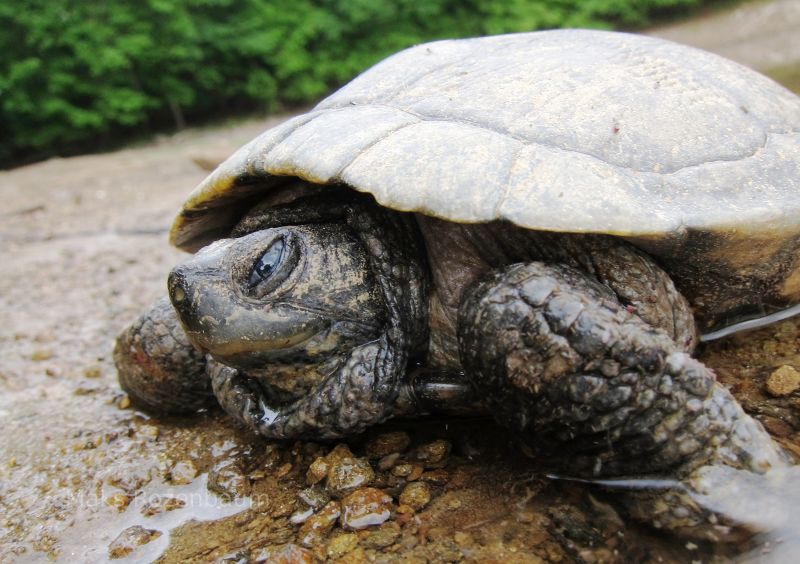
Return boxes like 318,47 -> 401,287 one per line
114,297 -> 213,413
457,262 -> 784,477
457,261 -> 787,537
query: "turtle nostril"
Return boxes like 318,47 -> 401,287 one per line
172,286 -> 186,303
168,268 -> 189,307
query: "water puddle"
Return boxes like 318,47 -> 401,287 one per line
59,473 -> 250,562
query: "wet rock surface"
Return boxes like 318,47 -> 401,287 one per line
340,487 -> 394,531
298,501 -> 341,547
2,10 -> 800,559
326,457 -> 375,497
140,495 -> 187,517
108,525 -> 162,559
766,365 -> 800,397
399,481 -> 432,511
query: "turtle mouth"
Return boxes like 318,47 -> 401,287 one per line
203,323 -> 324,358
203,317 -> 381,370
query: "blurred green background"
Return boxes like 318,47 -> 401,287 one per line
1,0 -> 717,168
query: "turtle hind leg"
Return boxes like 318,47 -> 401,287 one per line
114,297 -> 214,414
457,260 -> 787,538
457,260 -> 785,478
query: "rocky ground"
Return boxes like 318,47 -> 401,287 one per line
2,1 -> 800,562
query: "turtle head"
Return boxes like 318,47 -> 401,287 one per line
165,189 -> 428,432
168,190 -> 428,407
168,221 -> 387,372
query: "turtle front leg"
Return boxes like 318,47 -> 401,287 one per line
457,261 -> 787,535
114,297 -> 214,413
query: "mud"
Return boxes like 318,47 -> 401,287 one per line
2,2 -> 800,561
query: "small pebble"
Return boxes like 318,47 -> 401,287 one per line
395,504 -> 415,515
107,471 -> 150,494
74,382 -> 101,396
307,457 -> 329,485
84,366 -> 102,378
340,487 -> 394,530
393,463 -> 413,478
262,444 -> 287,471
275,462 -> 293,479
362,521 -> 401,549
117,395 -> 131,410
378,452 -> 400,471
290,506 -> 314,526
399,482 -> 431,511
298,501 -> 341,547
407,465 -> 424,481
365,432 -> 411,459
326,443 -> 356,464
305,443 -> 354,486
138,425 -> 159,441
327,532 -> 359,558
761,416 -> 794,438
414,440 -> 451,467
270,499 -> 295,518
105,492 -> 132,512
31,349 -> 53,361
447,498 -> 462,510
326,457 -> 375,497
140,495 -> 186,516
420,469 -> 449,486
298,485 -> 331,509
426,526 -> 449,542
108,526 -> 161,559
249,470 -> 266,481
168,460 -> 198,485
454,530 -> 474,548
766,365 -> 800,397
208,460 -> 251,501
262,543 -> 313,563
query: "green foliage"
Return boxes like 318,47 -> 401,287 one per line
0,0 -> 702,166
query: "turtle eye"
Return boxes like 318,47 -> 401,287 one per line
249,238 -> 285,288
246,236 -> 305,300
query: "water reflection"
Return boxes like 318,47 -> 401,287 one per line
551,464 -> 800,562
690,465 -> 800,562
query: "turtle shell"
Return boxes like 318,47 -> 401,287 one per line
169,30 -> 800,329
170,29 -> 800,253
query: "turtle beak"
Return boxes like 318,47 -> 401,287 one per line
167,239 -> 234,347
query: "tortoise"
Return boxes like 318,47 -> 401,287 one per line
115,30 -> 800,533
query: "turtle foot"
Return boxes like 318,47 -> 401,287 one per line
114,297 -> 213,413
457,261 -> 788,535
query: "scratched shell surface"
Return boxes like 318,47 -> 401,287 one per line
171,29 -> 800,251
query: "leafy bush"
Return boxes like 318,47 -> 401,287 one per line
0,0 -> 703,166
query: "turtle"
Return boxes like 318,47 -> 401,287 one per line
115,30 -> 800,535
